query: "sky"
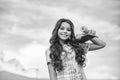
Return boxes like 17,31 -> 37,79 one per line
0,0 -> 120,79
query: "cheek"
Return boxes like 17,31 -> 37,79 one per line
69,32 -> 72,38
68,32 -> 72,36
57,30 -> 60,35
57,30 -> 61,37
58,29 -> 62,33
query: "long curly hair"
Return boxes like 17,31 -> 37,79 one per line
49,18 -> 86,72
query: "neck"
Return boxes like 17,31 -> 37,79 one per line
59,39 -> 66,46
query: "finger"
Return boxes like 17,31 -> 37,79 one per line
88,29 -> 92,35
81,26 -> 89,33
89,29 -> 96,35
92,30 -> 96,35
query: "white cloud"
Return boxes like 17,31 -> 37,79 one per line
0,41 -> 49,78
19,41 -> 49,78
0,0 -> 120,79
85,65 -> 119,79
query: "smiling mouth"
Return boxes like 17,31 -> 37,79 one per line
61,34 -> 69,37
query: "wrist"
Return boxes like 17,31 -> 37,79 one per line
76,34 -> 98,43
90,35 -> 99,40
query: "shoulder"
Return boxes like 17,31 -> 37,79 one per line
45,48 -> 51,56
45,48 -> 52,62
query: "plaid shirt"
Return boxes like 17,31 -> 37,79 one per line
56,43 -> 89,80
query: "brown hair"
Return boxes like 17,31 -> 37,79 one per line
49,18 -> 86,72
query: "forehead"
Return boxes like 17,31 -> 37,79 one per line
60,22 -> 71,28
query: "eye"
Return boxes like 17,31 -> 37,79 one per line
60,26 -> 65,30
67,28 -> 71,31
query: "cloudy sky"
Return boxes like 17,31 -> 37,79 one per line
0,0 -> 120,79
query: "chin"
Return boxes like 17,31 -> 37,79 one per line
60,37 -> 69,41
61,39 -> 68,41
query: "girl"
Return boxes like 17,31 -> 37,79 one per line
45,18 -> 106,80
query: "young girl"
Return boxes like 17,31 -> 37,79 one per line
45,18 -> 106,80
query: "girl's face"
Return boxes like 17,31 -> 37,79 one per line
58,22 -> 71,41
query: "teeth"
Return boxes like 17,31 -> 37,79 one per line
61,34 -> 68,36
62,34 -> 68,37
60,33 -> 69,37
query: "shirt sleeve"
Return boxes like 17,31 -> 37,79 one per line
80,43 -> 90,54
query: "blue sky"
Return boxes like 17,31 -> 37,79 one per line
0,0 -> 120,79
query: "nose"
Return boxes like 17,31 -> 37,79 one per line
63,29 -> 67,33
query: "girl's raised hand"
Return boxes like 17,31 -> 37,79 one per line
87,29 -> 96,36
